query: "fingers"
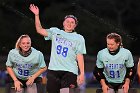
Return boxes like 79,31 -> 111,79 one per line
77,77 -> 84,85
14,82 -> 23,92
29,4 -> 38,10
122,86 -> 129,93
29,4 -> 39,15
26,76 -> 35,86
26,80 -> 33,86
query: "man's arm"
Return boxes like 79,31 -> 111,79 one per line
77,54 -> 85,85
7,66 -> 18,81
29,4 -> 48,36
137,58 -> 140,78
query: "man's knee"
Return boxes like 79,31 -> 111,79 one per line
60,88 -> 80,93
108,88 -> 115,93
118,89 -> 124,93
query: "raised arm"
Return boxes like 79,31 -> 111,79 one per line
29,4 -> 48,36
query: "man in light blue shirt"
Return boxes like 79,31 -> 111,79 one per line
94,33 -> 135,93
30,4 -> 86,93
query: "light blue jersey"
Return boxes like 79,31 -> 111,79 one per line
96,48 -> 134,83
44,27 -> 86,75
6,47 -> 46,80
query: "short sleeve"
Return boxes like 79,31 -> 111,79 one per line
96,51 -> 104,68
75,36 -> 86,54
6,51 -> 13,67
125,50 -> 134,67
38,52 -> 46,68
44,27 -> 59,40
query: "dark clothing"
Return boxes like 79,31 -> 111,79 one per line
47,70 -> 77,93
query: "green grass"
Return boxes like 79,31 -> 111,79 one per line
1,87 -> 140,93
0,87 -> 5,93
86,88 -> 140,93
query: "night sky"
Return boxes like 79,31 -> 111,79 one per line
0,0 -> 140,56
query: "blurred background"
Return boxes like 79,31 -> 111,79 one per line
0,0 -> 140,93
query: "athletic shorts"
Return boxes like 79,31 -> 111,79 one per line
46,70 -> 77,93
6,75 -> 43,93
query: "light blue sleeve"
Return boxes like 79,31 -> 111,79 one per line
75,36 -> 86,54
6,50 -> 13,67
125,50 -> 134,67
38,51 -> 46,68
44,27 -> 59,40
96,51 -> 104,68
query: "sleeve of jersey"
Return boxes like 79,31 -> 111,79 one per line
125,50 -> 134,67
125,50 -> 135,80
44,27 -> 58,40
93,51 -> 105,81
75,36 -> 86,54
6,51 -> 13,67
38,52 -> 46,68
96,51 -> 104,68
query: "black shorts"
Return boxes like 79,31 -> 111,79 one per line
6,74 -> 43,93
106,81 -> 124,91
46,70 -> 77,93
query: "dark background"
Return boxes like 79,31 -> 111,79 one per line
0,0 -> 140,56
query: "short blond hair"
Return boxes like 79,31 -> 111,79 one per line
15,34 -> 31,50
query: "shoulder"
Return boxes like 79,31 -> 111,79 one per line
74,33 -> 85,41
7,49 -> 19,58
47,27 -> 64,35
9,48 -> 18,54
31,47 -> 43,55
48,27 -> 61,32
97,48 -> 108,57
120,48 -> 131,54
98,48 -> 108,54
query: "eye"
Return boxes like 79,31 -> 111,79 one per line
27,42 -> 30,44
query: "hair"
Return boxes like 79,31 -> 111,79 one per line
106,33 -> 123,47
15,34 -> 31,50
64,15 -> 78,25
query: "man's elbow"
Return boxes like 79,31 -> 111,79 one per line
42,66 -> 47,71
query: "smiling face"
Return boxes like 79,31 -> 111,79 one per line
63,17 -> 77,32
19,37 -> 31,53
16,35 -> 31,53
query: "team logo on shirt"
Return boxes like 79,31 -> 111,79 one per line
55,35 -> 77,57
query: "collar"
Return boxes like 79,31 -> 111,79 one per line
19,48 -> 32,57
108,47 -> 120,55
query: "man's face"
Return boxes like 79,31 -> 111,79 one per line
63,17 -> 77,32
107,38 -> 120,52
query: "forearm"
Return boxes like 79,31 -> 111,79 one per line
137,59 -> 140,77
100,79 -> 107,86
35,15 -> 43,33
124,78 -> 130,85
7,67 -> 18,81
137,66 -> 140,78
77,54 -> 84,75
35,15 -> 47,36
32,66 -> 47,79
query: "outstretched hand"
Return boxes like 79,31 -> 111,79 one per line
29,4 -> 39,16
